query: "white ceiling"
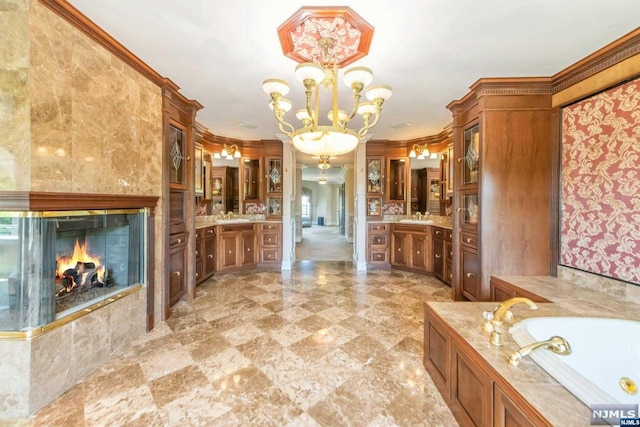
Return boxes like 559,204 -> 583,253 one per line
67,0 -> 639,180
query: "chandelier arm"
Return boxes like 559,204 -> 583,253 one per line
342,92 -> 362,127
358,110 -> 383,138
271,107 -> 295,136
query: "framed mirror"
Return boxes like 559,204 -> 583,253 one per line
242,158 -> 261,201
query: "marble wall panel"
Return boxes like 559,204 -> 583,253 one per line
70,303 -> 112,387
29,322 -> 74,413
29,0 -> 163,196
557,265 -> 640,304
0,339 -> 30,419
0,0 -> 31,191
109,287 -> 146,354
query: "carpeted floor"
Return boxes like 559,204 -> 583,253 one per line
296,226 -> 353,261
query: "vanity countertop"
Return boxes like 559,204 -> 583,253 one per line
426,275 -> 640,426
195,217 -> 281,229
368,215 -> 453,230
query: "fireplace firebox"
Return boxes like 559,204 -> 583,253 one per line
0,209 -> 146,332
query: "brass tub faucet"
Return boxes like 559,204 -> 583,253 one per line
484,297 -> 538,346
507,336 -> 572,367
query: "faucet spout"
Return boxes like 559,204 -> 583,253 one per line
507,335 -> 572,367
492,297 -> 538,324
488,297 -> 538,346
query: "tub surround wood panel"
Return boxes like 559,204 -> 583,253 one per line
424,274 -> 640,426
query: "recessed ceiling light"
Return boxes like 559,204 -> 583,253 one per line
390,121 -> 413,129
238,121 -> 259,129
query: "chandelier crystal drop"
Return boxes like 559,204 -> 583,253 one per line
262,59 -> 392,157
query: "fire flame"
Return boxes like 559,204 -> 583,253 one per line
56,239 -> 106,283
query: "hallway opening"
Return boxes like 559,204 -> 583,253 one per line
295,225 -> 353,261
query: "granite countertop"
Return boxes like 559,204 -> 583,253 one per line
426,276 -> 640,426
195,215 -> 281,229
368,214 -> 453,230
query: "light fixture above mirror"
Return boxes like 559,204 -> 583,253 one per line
409,143 -> 430,160
213,143 -> 241,160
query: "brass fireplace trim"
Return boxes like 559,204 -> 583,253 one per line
0,284 -> 143,341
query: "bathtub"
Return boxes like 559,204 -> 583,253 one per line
509,317 -> 640,406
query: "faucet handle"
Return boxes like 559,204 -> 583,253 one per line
482,310 -> 495,333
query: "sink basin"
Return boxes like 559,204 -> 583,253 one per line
215,218 -> 251,224
399,219 -> 434,225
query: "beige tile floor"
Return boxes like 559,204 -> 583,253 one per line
296,226 -> 353,261
28,262 -> 458,427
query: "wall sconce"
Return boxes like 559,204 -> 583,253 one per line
409,143 -> 430,160
213,144 -> 242,160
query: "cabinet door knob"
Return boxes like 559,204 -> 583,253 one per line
228,250 -> 232,254
208,255 -> 213,259
457,208 -> 463,212
398,248 -> 402,252
466,272 -> 475,278
247,248 -> 251,252
196,273 -> 199,278
435,254 -> 441,258
195,251 -> 199,256
466,238 -> 473,243
177,238 -> 182,243
416,251 -> 420,255
207,230 -> 213,234
173,271 -> 180,276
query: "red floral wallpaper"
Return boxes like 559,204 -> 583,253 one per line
560,77 -> 640,285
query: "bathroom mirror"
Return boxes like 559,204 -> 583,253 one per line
210,157 -> 240,213
242,158 -> 261,201
387,157 -> 407,201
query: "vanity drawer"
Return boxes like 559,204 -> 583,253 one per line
262,233 -> 280,247
445,229 -> 453,241
433,227 -> 444,238
169,232 -> 188,247
261,223 -> 281,231
461,231 -> 478,248
369,233 -> 388,247
368,223 -> 388,232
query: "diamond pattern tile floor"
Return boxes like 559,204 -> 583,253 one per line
28,261 -> 458,427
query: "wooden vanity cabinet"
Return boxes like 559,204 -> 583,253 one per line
433,227 -> 453,285
216,223 -> 256,272
424,303 -> 552,427
259,222 -> 281,264
390,224 -> 432,273
195,228 -> 203,284
168,232 -> 187,305
195,226 -> 216,284
367,223 -> 390,266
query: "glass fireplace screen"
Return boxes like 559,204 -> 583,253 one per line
0,209 -> 146,332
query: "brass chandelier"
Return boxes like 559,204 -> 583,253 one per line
262,38 -> 392,157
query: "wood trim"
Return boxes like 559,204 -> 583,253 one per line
0,192 -> 158,211
39,0 -> 165,86
551,28 -> 640,93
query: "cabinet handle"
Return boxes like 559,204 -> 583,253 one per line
435,254 -> 441,258
196,251 -> 199,256
177,238 -> 182,243
457,158 -> 462,162
247,248 -> 251,252
465,238 -> 473,243
196,273 -> 199,278
173,271 -> 180,276
466,272 -> 475,278
207,230 -> 213,234
398,248 -> 402,252
449,251 -> 453,256
435,230 -> 441,235
228,250 -> 232,254
416,250 -> 420,255
208,255 -> 213,259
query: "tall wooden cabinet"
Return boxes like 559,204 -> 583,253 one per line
447,78 -> 554,301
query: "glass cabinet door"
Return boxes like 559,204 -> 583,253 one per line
266,157 -> 282,194
387,157 -> 407,201
169,125 -> 186,187
462,125 -> 480,186
462,193 -> 479,225
366,157 -> 383,195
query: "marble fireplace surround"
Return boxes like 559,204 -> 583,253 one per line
0,191 -> 158,420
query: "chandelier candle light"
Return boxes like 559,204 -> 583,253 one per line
262,45 -> 392,157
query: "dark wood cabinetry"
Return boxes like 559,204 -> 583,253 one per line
195,226 -> 216,284
168,232 -> 187,305
390,223 -> 432,273
447,79 -> 554,301
424,302 -> 552,427
433,227 -> 453,285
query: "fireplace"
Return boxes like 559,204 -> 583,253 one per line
0,209 -> 146,332
0,192 -> 157,419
